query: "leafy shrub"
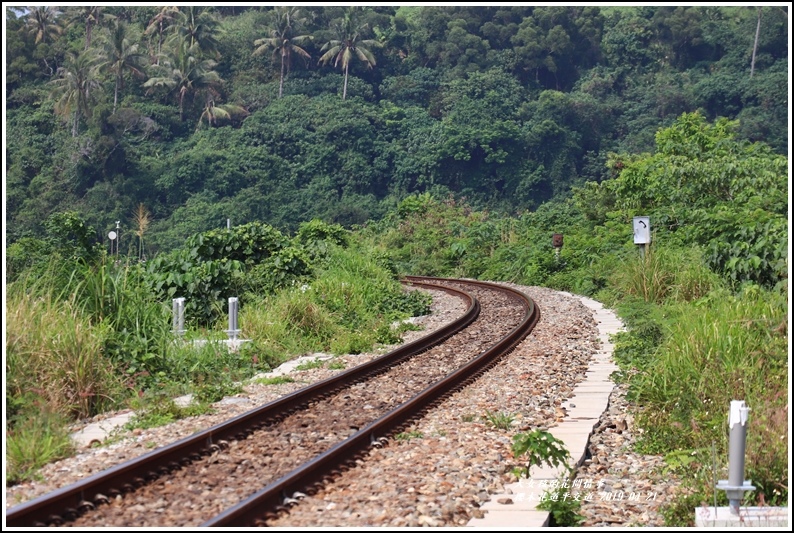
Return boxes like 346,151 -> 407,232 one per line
396,192 -> 435,219
700,208 -> 787,289
44,211 -> 103,264
295,219 -> 350,248
243,246 -> 312,296
189,222 -> 290,265
145,250 -> 245,327
6,237 -> 55,283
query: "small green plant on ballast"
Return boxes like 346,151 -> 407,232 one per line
254,375 -> 295,385
510,430 -> 584,525
327,358 -> 346,370
511,429 -> 570,479
295,358 -> 326,371
395,430 -> 423,441
536,481 -> 586,526
482,410 -> 515,430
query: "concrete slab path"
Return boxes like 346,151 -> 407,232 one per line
467,294 -> 624,528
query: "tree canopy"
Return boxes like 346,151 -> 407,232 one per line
5,6 -> 788,256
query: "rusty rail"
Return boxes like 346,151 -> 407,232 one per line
5,280 -> 478,527
203,277 -> 539,526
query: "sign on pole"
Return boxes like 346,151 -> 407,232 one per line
633,216 -> 651,244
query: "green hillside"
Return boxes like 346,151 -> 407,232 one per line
5,6 -> 788,251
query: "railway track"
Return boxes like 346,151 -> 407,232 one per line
5,277 -> 539,527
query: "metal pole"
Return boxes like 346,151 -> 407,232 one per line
716,400 -> 755,514
227,297 -> 240,340
172,297 -> 185,336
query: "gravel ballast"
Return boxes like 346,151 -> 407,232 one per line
5,284 -> 681,527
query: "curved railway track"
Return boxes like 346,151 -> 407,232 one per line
5,277 -> 540,527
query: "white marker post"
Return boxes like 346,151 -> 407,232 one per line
172,297 -> 186,336
226,297 -> 241,341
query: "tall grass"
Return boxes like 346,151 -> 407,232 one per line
243,289 -> 340,357
637,286 -> 787,413
633,284 -> 788,507
6,409 -> 75,486
612,245 -> 723,304
64,259 -> 175,378
6,280 -> 124,420
602,242 -> 787,518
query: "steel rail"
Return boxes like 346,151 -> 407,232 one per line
203,277 -> 539,526
5,280 -> 478,528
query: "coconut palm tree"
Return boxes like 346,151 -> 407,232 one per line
50,50 -> 104,136
97,19 -> 147,112
24,6 -> 63,45
196,92 -> 248,131
23,6 -> 64,74
65,6 -> 114,50
253,6 -> 312,99
144,5 -> 180,63
144,38 -> 222,121
173,6 -> 221,59
319,8 -> 382,100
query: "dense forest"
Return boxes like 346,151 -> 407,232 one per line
5,5 -> 789,253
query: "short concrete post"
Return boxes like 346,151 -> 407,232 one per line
716,400 -> 755,514
172,297 -> 186,336
226,297 -> 241,340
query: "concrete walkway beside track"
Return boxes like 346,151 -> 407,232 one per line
467,294 -> 623,528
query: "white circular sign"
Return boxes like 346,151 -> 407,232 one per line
108,231 -> 117,240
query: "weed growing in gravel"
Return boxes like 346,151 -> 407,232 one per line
482,410 -> 515,430
395,430 -> 424,441
124,392 -> 210,431
254,376 -> 295,385
460,413 -> 477,422
295,358 -> 327,371
5,409 -> 75,486
327,358 -> 346,370
193,379 -> 243,404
